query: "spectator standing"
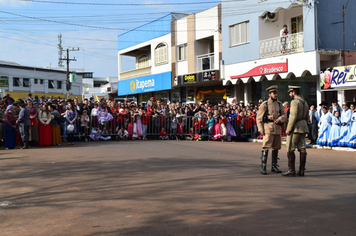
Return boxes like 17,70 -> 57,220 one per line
338,103 -> 352,146
16,101 -> 30,149
317,106 -> 332,146
4,105 -> 16,149
65,103 -> 78,145
308,105 -> 320,145
50,105 -> 62,146
38,104 -> 52,146
0,101 -> 5,142
27,99 -> 39,147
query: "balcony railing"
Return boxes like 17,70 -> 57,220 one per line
197,53 -> 215,72
259,32 -> 304,58
119,66 -> 151,80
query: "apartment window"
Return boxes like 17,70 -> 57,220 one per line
34,79 -> 38,84
57,81 -> 62,89
137,54 -> 149,68
13,77 -> 21,87
155,43 -> 168,65
48,80 -> 56,89
230,21 -> 250,46
23,78 -> 31,87
40,79 -> 43,84
177,44 -> 187,61
82,73 -> 93,78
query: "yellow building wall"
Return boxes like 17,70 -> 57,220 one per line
6,91 -> 82,102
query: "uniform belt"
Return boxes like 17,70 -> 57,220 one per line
296,119 -> 304,122
264,119 -> 275,123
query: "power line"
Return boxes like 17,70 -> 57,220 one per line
20,0 -> 243,6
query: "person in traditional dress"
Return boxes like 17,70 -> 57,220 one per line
97,100 -> 113,125
27,99 -> 39,147
212,109 -> 222,141
338,103 -> 352,147
4,105 -> 17,149
317,106 -> 332,146
65,103 -> 78,145
225,114 -> 237,142
38,104 -> 52,146
135,109 -> 143,139
49,105 -> 62,146
348,105 -> 356,148
327,111 -> 341,147
91,103 -> 99,128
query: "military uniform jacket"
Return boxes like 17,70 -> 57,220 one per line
287,95 -> 309,134
257,98 -> 286,135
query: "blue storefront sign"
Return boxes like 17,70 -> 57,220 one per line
118,72 -> 172,96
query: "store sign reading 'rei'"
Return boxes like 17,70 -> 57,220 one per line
230,60 -> 288,79
320,65 -> 356,90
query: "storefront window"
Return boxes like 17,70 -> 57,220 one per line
252,76 -> 317,105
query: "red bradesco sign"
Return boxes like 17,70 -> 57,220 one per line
231,60 -> 288,79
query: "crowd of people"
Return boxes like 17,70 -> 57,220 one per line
0,93 -> 355,150
313,101 -> 356,148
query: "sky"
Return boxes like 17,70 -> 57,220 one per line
0,0 -> 222,77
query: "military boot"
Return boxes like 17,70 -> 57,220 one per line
282,152 -> 296,177
297,152 -> 307,176
260,150 -> 268,175
271,150 -> 282,173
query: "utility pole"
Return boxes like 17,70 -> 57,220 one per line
332,0 -> 349,66
60,47 -> 80,99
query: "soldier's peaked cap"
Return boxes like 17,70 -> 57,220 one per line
287,85 -> 301,93
266,85 -> 278,92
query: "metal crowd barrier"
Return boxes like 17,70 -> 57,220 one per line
61,114 -> 258,141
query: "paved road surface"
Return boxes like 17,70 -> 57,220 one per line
1,141 -> 355,236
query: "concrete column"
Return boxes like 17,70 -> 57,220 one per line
44,80 -> 48,94
30,78 -> 35,93
187,14 -> 196,74
8,76 -> 13,92
338,90 -> 345,106
244,82 -> 252,104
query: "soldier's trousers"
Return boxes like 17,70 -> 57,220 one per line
262,134 -> 281,150
286,132 -> 306,153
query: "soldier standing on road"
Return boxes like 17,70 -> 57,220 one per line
257,85 -> 287,175
282,86 -> 309,177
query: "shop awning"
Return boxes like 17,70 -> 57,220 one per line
223,51 -> 319,86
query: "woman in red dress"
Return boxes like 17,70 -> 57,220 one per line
38,104 -> 52,146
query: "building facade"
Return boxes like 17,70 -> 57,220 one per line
172,5 -> 223,104
221,0 -> 356,106
0,60 -> 84,101
117,14 -> 187,104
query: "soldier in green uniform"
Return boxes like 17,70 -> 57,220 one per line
282,86 -> 309,177
257,85 -> 286,175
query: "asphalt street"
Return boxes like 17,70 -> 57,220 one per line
0,141 -> 355,236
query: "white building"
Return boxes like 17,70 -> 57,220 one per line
0,60 -> 85,101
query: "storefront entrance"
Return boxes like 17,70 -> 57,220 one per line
252,76 -> 317,105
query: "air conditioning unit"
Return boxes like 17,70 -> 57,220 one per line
262,12 -> 278,22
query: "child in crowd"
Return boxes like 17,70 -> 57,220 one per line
81,110 -> 90,142
170,115 -> 177,140
159,127 -> 169,140
118,126 -> 129,140
90,127 -> 101,141
99,126 -> 111,141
